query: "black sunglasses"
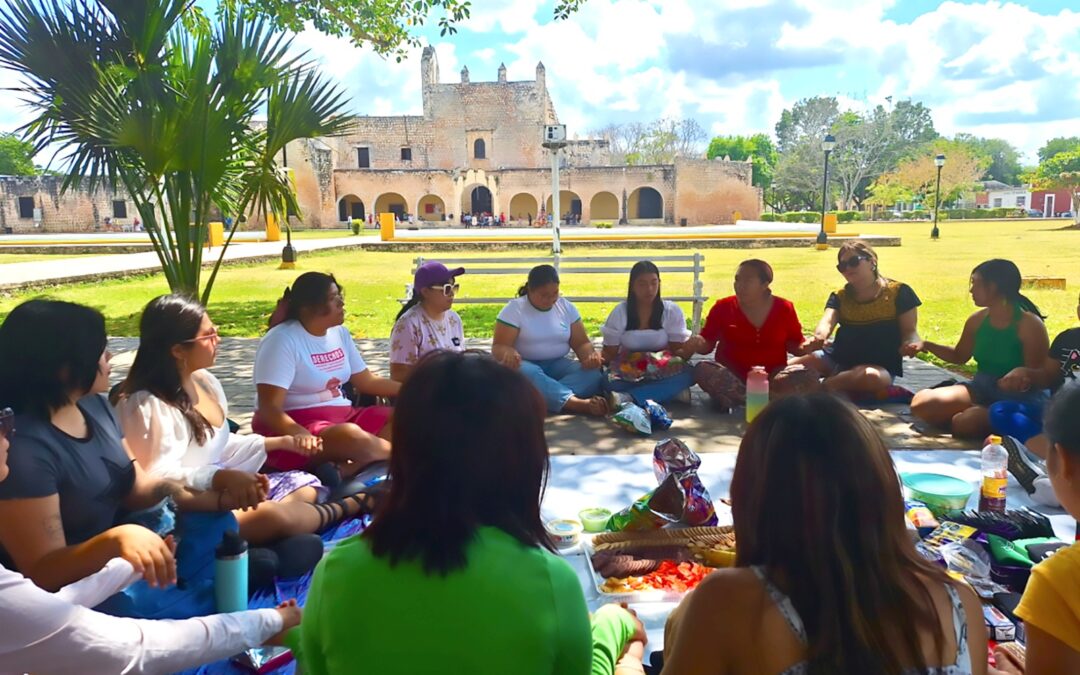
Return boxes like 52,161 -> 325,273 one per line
0,408 -> 13,441
836,255 -> 868,272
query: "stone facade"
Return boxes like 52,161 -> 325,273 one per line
0,176 -> 135,233
280,47 -> 759,229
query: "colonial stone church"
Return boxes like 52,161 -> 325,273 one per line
0,47 -> 760,232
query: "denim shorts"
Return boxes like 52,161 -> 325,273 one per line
962,372 -> 1051,407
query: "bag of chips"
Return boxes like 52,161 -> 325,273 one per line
612,402 -> 651,436
605,474 -> 684,532
608,350 -> 687,383
643,399 -> 672,430
653,438 -> 718,526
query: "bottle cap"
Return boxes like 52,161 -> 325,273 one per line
216,529 -> 248,558
988,435 -> 1003,445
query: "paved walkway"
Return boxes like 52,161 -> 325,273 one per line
0,237 -> 365,290
106,336 -> 977,455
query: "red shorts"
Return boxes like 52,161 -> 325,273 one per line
253,404 -> 392,471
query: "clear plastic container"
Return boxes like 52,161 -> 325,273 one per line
746,366 -> 769,423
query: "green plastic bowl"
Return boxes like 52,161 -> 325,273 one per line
900,473 -> 975,517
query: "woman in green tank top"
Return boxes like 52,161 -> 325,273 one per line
907,260 -> 1050,439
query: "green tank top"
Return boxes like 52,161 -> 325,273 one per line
973,304 -> 1025,378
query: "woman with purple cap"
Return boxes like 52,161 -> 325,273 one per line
390,262 -> 467,382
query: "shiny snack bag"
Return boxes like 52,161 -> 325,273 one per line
643,399 -> 672,430
613,402 -> 651,436
653,438 -> 718,526
605,474 -> 684,532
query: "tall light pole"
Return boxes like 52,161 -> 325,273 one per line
816,134 -> 836,250
931,153 -> 945,240
542,124 -> 568,255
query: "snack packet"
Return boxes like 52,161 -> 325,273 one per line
609,350 -> 687,383
653,438 -> 718,526
613,402 -> 651,436
643,400 -> 672,430
606,474 -> 684,532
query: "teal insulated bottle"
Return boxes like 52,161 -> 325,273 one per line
214,530 -> 249,613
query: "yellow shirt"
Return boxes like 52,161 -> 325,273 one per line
1016,541 -> 1080,652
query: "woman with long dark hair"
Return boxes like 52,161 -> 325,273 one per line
291,351 -> 643,673
253,272 -> 399,477
0,404 -> 302,674
491,265 -> 607,416
389,261 -> 466,383
661,393 -> 986,675
115,295 -> 380,545
791,240 -> 922,397
910,259 -> 1050,439
600,261 -> 695,404
679,259 -> 816,410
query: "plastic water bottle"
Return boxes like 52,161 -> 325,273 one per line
979,435 -> 1008,513
214,530 -> 249,613
746,366 -> 769,423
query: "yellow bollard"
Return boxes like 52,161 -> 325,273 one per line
265,213 -> 281,242
733,210 -> 742,223
379,212 -> 396,241
207,221 -> 225,247
824,213 -> 838,234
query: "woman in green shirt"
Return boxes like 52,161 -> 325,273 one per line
290,351 -> 643,674
908,259 -> 1050,439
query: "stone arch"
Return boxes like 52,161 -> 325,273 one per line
374,192 -> 408,220
629,186 -> 663,220
417,194 -> 446,221
460,184 -> 493,215
337,194 -> 365,222
545,190 -> 582,220
508,193 -> 539,223
474,138 -> 486,159
589,191 -> 619,221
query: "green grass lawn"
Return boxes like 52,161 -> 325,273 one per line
289,228 -> 377,239
1,220 -> 1078,375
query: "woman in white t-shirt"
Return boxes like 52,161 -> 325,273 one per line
116,295 -> 381,546
492,265 -> 607,416
600,260 -> 695,405
254,273 -> 400,478
390,261 -> 466,383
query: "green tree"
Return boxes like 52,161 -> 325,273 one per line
953,134 -> 1023,185
202,0 -> 587,59
0,132 -> 36,175
1038,136 -> 1080,163
0,0 -> 351,302
774,96 -> 840,154
868,139 -> 988,209
706,133 -> 778,191
1028,149 -> 1080,226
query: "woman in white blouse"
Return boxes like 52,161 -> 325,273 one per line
0,406 -> 301,675
600,261 -> 695,404
115,295 -> 380,546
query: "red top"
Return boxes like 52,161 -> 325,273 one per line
700,295 -> 804,380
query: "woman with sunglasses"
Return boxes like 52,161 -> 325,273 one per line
0,406 -> 304,674
390,262 -> 466,383
115,295 -> 382,546
253,272 -> 400,479
908,259 -> 1050,439
791,240 -> 921,397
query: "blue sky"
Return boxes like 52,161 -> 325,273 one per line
4,1 -> 1079,163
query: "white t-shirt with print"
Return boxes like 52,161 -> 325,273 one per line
389,304 -> 465,366
497,295 -> 581,362
254,321 -> 367,410
601,300 -> 691,352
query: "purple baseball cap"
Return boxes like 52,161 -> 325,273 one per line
414,261 -> 465,288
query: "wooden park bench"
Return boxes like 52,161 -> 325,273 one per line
406,253 -> 709,332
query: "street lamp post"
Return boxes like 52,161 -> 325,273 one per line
931,153 -> 945,240
816,134 -> 836,250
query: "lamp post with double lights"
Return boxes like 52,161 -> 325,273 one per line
931,153 -> 945,240
816,133 -> 836,250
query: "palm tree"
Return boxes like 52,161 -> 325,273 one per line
0,0 -> 351,302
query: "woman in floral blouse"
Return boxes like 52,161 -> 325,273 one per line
390,261 -> 467,382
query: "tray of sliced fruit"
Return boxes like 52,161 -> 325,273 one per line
585,526 -> 737,602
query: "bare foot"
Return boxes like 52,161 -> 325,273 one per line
563,395 -> 609,417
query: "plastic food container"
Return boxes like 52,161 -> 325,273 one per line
578,508 -> 612,533
900,473 -> 975,516
546,519 -> 583,547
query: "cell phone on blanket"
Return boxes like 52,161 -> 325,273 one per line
232,646 -> 294,673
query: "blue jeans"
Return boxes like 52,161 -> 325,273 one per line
605,369 -> 695,405
520,357 -> 604,413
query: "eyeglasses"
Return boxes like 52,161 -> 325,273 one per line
0,408 -> 13,441
430,283 -> 460,297
836,255 -> 868,272
181,327 -> 219,343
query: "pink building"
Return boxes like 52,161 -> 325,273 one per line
1030,189 -> 1074,216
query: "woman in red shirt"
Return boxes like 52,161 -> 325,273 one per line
678,259 -> 817,410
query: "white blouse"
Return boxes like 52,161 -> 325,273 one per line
0,558 -> 282,675
116,370 -> 266,492
601,300 -> 691,352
